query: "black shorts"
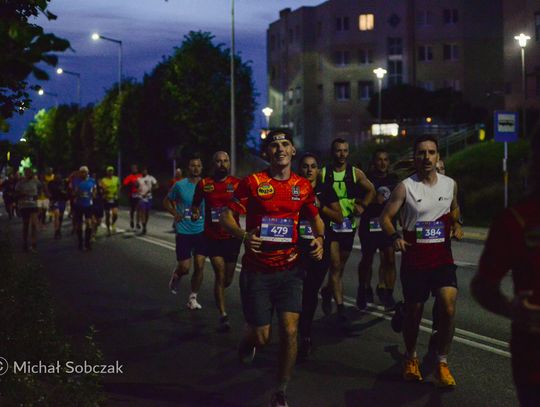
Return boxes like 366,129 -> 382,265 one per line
400,264 -> 458,303
327,229 -> 356,252
299,238 -> 330,272
240,266 -> 305,327
93,202 -> 104,219
359,229 -> 393,256
206,237 -> 241,263
129,196 -> 140,211
104,200 -> 119,210
74,206 -> 93,224
20,207 -> 38,220
175,233 -> 207,261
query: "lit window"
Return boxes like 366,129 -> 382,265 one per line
359,14 -> 374,31
334,82 -> 351,101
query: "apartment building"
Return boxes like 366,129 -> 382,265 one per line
267,0 -> 504,152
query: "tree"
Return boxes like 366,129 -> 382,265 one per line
0,0 -> 70,131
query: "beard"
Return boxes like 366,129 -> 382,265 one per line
215,168 -> 228,178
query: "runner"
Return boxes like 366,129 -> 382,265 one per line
220,130 -> 324,407
136,167 -> 158,235
123,164 -> 142,230
191,151 -> 241,332
68,169 -> 83,235
471,137 -> 540,407
357,149 -> 399,310
169,167 -> 183,188
1,171 -> 18,219
91,171 -> 105,240
297,152 -> 343,361
100,166 -> 120,236
380,135 -> 463,387
47,170 -> 69,239
15,167 -> 43,252
319,138 -> 375,324
73,166 -> 96,251
36,170 -> 51,227
164,156 -> 206,310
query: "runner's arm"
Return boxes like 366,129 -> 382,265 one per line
163,188 -> 182,222
220,208 -> 245,240
450,182 -> 463,240
320,201 -> 343,224
191,180 -> 204,220
308,214 -> 325,260
380,182 -> 410,252
353,168 -> 375,216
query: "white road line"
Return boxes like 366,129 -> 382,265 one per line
123,232 -> 509,358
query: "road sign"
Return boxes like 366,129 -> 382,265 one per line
494,111 -> 518,142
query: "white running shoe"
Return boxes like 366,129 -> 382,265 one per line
187,294 -> 202,310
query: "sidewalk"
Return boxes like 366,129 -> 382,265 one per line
462,226 -> 488,242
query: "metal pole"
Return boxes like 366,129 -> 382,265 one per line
230,0 -> 236,175
77,75 -> 81,107
118,41 -> 123,181
173,159 -> 176,177
504,141 -> 508,208
521,47 -> 527,138
378,78 -> 382,128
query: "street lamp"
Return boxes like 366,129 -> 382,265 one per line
373,67 -> 387,132
37,88 -> 59,108
514,33 -> 530,139
230,0 -> 236,175
92,32 -> 124,179
262,107 -> 273,128
57,67 -> 81,106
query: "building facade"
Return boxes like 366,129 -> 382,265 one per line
267,0 -> 504,153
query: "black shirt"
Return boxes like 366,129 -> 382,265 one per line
361,171 -> 399,224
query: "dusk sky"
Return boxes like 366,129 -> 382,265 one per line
2,0 -> 323,143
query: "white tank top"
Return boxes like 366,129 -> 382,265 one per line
400,173 -> 455,231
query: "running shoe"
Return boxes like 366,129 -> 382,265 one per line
356,285 -> 367,310
320,286 -> 332,316
187,294 -> 202,310
169,269 -> 181,295
268,391 -> 288,407
391,301 -> 404,333
217,315 -> 231,333
130,220 -> 134,229
402,357 -> 423,382
136,223 -> 141,230
111,225 -> 117,234
141,225 -> 147,235
435,362 -> 456,388
238,341 -> 256,365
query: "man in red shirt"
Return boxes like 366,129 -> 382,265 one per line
123,164 -> 142,230
472,139 -> 540,406
192,151 -> 241,332
220,130 -> 324,407
169,168 -> 183,188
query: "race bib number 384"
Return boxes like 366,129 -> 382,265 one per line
260,217 -> 294,242
416,221 -> 445,244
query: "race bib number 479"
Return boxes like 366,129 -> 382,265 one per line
260,217 -> 294,242
416,221 -> 445,244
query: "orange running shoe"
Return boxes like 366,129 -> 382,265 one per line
435,362 -> 457,388
403,357 -> 423,382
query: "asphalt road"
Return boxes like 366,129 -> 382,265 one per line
1,209 -> 517,407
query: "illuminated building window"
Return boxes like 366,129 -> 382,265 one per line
359,14 -> 374,31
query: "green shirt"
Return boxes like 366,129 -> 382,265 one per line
101,176 -> 119,202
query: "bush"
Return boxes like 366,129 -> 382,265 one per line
0,236 -> 105,406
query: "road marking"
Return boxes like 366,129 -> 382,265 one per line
121,229 -> 509,358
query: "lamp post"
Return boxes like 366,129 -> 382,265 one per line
230,0 -> 236,175
38,88 -> 59,108
373,67 -> 387,135
514,33 -> 530,139
56,68 -> 81,106
92,32 -> 124,180
262,107 -> 273,128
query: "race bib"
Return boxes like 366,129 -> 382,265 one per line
416,221 -> 445,244
299,220 -> 314,239
183,208 -> 193,220
332,217 -> 353,233
211,207 -> 225,223
369,218 -> 382,232
80,192 -> 89,198
260,217 -> 294,242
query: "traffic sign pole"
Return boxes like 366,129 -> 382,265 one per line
503,142 -> 508,208
494,111 -> 518,208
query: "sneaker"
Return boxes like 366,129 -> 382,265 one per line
130,220 -> 134,229
435,362 -> 456,388
391,301 -> 404,333
384,289 -> 397,310
141,226 -> 147,235
366,286 -> 374,303
111,225 -> 117,234
187,294 -> 202,310
320,286 -> 332,316
136,223 -> 141,230
356,285 -> 367,310
403,357 -> 423,382
169,269 -> 181,294
238,341 -> 256,365
297,337 -> 313,362
268,391 -> 288,407
217,315 -> 231,333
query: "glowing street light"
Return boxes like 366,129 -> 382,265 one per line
262,107 -> 273,128
373,67 -> 387,130
56,67 -> 81,106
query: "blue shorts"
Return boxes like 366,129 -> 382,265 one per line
138,199 -> 152,211
50,201 -> 66,213
239,266 -> 305,327
175,233 -> 207,261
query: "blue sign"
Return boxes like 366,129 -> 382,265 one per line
494,111 -> 518,142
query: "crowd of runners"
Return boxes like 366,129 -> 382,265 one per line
1,131 -> 539,407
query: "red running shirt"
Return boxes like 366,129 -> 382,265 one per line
192,176 -> 241,240
123,173 -> 142,197
227,170 -> 318,273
